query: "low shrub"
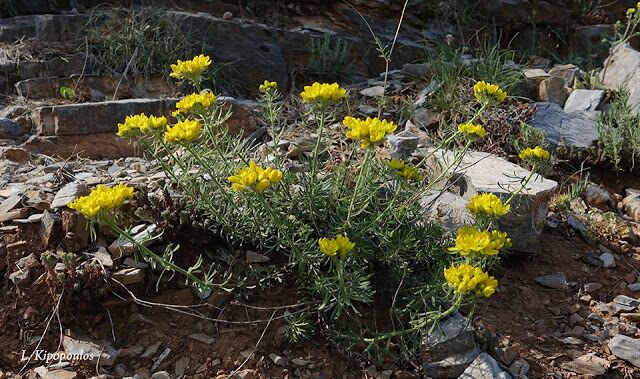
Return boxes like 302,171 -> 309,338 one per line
67,55 -> 550,362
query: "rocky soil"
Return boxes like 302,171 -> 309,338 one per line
1,1 -> 640,379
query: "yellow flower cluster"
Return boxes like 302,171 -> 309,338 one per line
628,7 -> 637,16
259,80 -> 278,93
117,113 -> 168,136
467,193 -> 510,217
474,81 -> 507,105
300,82 -> 347,104
387,158 -> 423,182
343,116 -> 398,148
519,146 -> 550,161
318,235 -> 355,257
444,263 -> 498,298
228,161 -> 283,192
170,54 -> 212,82
163,119 -> 202,143
448,227 -> 511,256
457,123 -> 486,139
68,184 -> 134,218
173,92 -> 216,116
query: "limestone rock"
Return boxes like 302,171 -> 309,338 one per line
622,192 -> 640,222
608,335 -> 640,368
523,68 -> 549,83
424,149 -> 557,253
421,191 -> 474,235
564,89 -> 604,112
459,353 -> 512,379
601,43 -> 640,112
532,102 -> 599,149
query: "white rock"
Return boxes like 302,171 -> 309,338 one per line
425,149 -> 557,253
564,89 -> 604,112
360,86 -> 384,97
600,43 -> 640,112
532,102 -> 599,149
459,353 -> 512,379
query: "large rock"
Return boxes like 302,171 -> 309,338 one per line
15,75 -> 176,101
422,312 -> 479,378
424,149 -> 558,253
564,89 -> 604,112
608,335 -> 640,368
532,102 -> 599,149
31,98 -> 168,136
0,14 -> 87,43
22,133 -> 137,159
459,353 -> 512,379
421,191 -> 474,234
601,43 -> 640,111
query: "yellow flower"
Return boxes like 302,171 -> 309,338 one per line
473,81 -> 507,105
163,119 -> 202,143
457,123 -> 486,139
387,158 -> 423,182
318,235 -> 355,257
228,161 -> 283,192
448,227 -> 511,256
343,116 -> 398,148
259,80 -> 278,93
68,184 -> 134,218
628,7 -> 636,15
444,263 -> 498,298
169,54 -> 212,82
519,146 -> 550,161
300,82 -> 347,104
172,92 -> 216,116
467,193 -> 510,217
117,113 -> 168,136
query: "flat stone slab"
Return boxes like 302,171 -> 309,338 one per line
532,102 -> 599,149
608,335 -> 640,368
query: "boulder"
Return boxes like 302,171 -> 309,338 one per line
532,102 -> 599,149
622,192 -> 640,223
564,89 -> 604,112
600,43 -> 640,111
459,353 -> 512,379
0,14 -> 87,43
424,149 -> 558,253
421,191 -> 474,235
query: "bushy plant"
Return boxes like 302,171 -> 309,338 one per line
597,89 -> 640,170
67,55 -> 550,362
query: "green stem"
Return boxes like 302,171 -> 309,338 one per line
104,217 -> 228,290
505,163 -> 539,206
346,148 -> 374,226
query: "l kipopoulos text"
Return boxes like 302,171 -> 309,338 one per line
21,350 -> 94,364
